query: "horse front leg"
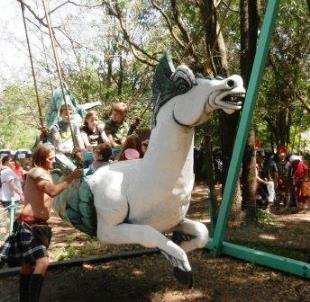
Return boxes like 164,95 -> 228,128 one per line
97,219 -> 193,287
172,218 -> 209,252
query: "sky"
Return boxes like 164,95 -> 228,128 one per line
0,0 -> 28,88
0,0 -> 105,90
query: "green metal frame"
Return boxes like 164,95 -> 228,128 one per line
9,199 -> 16,235
207,0 -> 310,279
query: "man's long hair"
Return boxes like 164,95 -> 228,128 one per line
32,143 -> 55,168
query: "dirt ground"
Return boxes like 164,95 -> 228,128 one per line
0,182 -> 310,302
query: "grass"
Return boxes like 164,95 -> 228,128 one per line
257,208 -> 276,226
52,233 -> 144,261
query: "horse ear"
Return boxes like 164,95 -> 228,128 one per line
173,80 -> 206,126
170,65 -> 197,94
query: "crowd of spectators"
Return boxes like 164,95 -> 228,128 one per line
255,148 -> 309,212
0,102 -> 150,227
48,102 -> 149,171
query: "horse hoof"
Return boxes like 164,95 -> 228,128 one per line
173,267 -> 193,288
172,231 -> 183,245
172,231 -> 194,245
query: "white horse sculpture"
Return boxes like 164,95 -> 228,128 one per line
89,54 -> 245,287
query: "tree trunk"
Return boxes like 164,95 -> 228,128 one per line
199,1 -> 240,186
198,0 -> 229,76
240,0 -> 260,221
242,129 -> 257,220
203,124 -> 219,235
118,55 -> 124,95
199,0 -> 242,220
105,56 -> 113,100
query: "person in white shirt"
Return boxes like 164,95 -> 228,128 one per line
0,156 -> 24,208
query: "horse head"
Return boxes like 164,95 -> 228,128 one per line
46,87 -> 102,129
152,53 -> 245,128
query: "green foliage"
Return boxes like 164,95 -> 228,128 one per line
1,1 -> 308,152
255,1 -> 309,151
0,85 -> 49,149
257,209 -> 274,226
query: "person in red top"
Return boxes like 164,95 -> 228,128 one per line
11,157 -> 25,184
290,155 -> 309,210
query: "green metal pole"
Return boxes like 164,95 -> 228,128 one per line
208,238 -> 310,279
9,199 -> 16,235
211,0 -> 281,255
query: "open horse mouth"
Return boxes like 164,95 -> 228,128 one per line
223,93 -> 245,106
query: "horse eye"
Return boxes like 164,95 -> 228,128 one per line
227,79 -> 234,87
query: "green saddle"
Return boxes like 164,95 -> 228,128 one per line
52,167 -> 97,237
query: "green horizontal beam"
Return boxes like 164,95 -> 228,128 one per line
207,239 -> 310,279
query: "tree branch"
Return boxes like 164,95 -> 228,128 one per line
214,0 -> 224,8
269,54 -> 310,114
211,0 -> 233,52
25,17 -> 48,35
170,0 -> 199,62
101,1 -> 158,66
170,0 -> 191,44
47,0 -> 101,18
18,0 -> 101,27
119,44 -> 156,67
150,0 -> 185,48
17,0 -> 48,27
263,116 -> 277,135
221,1 -> 239,13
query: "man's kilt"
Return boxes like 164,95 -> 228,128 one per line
0,219 -> 52,266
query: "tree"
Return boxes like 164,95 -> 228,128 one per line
240,0 -> 260,221
255,1 -> 310,151
0,85 -> 49,149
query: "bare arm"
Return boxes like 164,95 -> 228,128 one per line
256,168 -> 268,185
8,180 -> 24,202
75,126 -> 86,152
36,169 -> 83,198
100,129 -> 111,144
80,131 -> 91,150
108,134 -> 121,148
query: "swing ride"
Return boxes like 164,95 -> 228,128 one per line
4,0 -> 308,286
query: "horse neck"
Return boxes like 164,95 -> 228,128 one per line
143,105 -> 194,180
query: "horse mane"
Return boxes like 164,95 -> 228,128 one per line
151,52 -> 196,125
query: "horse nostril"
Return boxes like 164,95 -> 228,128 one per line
227,79 -> 234,88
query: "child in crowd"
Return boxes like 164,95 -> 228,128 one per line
119,134 -> 143,161
50,104 -> 80,157
79,110 -> 110,151
104,103 -> 130,152
0,143 -> 82,301
90,143 -> 113,171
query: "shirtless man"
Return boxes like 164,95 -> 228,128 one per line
0,143 -> 82,302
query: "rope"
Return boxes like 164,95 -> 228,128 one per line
41,0 -> 82,166
35,0 -> 53,92
19,0 -> 46,137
